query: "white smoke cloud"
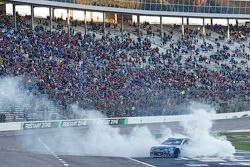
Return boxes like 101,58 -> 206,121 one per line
17,101 -> 236,159
43,109 -> 164,157
70,104 -> 103,119
53,103 -> 236,158
0,77 -> 58,120
82,123 -> 159,157
0,77 -> 236,159
0,76 -> 233,158
0,77 -> 165,156
38,103 -> 235,159
0,77 -> 26,106
181,103 -> 236,158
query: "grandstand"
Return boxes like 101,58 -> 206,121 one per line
3,0 -> 250,37
0,0 -> 248,121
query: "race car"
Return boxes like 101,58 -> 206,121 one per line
150,138 -> 189,158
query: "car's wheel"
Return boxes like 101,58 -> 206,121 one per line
173,148 -> 180,158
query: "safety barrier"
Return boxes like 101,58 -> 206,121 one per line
0,111 -> 249,132
0,122 -> 22,131
127,111 -> 250,125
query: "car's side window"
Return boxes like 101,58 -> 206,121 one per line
183,139 -> 190,145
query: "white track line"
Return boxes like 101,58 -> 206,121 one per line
227,130 -> 250,133
230,159 -> 250,162
195,158 -> 227,162
239,162 -> 250,166
38,137 -> 69,167
234,155 -> 245,159
237,151 -> 250,154
185,164 -> 208,167
127,158 -> 156,167
176,157 -> 190,160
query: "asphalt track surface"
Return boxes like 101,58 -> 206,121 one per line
0,117 -> 249,167
135,151 -> 250,167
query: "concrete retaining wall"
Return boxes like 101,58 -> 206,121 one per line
0,111 -> 249,131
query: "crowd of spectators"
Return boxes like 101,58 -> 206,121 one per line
207,23 -> 248,43
0,14 -> 249,118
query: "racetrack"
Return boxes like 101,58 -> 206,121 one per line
0,117 -> 250,167
135,150 -> 250,167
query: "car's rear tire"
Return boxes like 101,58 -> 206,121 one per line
173,149 -> 180,158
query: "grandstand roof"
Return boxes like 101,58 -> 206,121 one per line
5,0 -> 250,19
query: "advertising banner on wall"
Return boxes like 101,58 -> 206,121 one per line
22,117 -> 128,130
61,120 -> 88,128
61,118 -> 127,128
23,121 -> 60,129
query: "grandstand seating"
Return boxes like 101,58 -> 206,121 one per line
0,14 -> 249,120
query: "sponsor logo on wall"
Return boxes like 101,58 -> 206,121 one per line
61,120 -> 88,127
61,119 -> 120,128
23,122 -> 52,129
106,119 -> 119,125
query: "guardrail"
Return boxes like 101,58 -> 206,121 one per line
0,122 -> 22,131
0,111 -> 249,132
127,111 -> 250,124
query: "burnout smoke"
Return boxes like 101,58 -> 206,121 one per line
23,103 -> 236,158
46,104 -> 235,158
0,77 -> 57,120
8,86 -> 234,159
0,77 -> 26,106
82,123 -> 158,157
42,108 -> 169,157
181,103 -> 236,158
0,78 -> 164,157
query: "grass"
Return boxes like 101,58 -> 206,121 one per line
231,142 -> 250,151
222,132 -> 250,151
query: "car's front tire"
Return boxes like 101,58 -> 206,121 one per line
173,148 -> 180,158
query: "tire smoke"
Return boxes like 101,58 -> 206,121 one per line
45,103 -> 235,158
181,103 -> 236,158
1,77 -> 235,158
43,109 -> 165,157
0,77 -> 56,120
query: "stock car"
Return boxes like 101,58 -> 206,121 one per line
150,138 -> 189,158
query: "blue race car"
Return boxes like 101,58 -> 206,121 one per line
150,138 -> 189,158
